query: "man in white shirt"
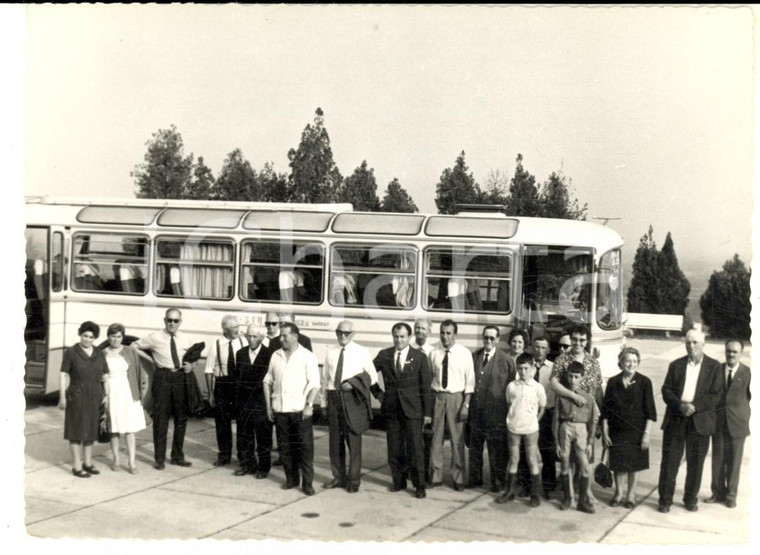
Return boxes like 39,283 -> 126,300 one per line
657,329 -> 722,513
428,319 -> 475,491
263,323 -> 320,496
322,320 -> 378,493
132,308 -> 196,470
204,315 -> 247,467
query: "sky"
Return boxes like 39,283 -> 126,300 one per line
19,4 -> 757,290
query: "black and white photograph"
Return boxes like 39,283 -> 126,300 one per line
2,3 -> 757,549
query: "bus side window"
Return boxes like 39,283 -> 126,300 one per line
72,233 -> 148,295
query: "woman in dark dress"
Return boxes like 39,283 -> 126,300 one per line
57,321 -> 109,478
601,347 -> 657,508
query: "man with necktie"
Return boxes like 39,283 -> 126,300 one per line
322,320 -> 378,493
468,325 -> 515,492
235,324 -> 273,478
133,308 -> 196,470
657,328 -> 722,513
412,317 -> 435,482
204,315 -> 247,468
428,319 -> 475,491
706,339 -> 751,508
372,322 -> 433,499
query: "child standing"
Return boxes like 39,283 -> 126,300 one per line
497,352 -> 546,507
553,361 -> 598,513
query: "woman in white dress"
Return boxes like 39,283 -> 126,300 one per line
104,323 -> 146,474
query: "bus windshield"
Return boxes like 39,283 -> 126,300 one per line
522,245 -> 593,324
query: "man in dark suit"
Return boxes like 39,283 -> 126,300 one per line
468,325 -> 515,492
372,322 -> 433,499
657,328 -> 722,513
706,339 -> 751,508
235,324 -> 273,479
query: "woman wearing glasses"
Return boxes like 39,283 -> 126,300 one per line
58,321 -> 109,478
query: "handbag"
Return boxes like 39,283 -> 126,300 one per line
594,445 -> 613,488
97,401 -> 111,444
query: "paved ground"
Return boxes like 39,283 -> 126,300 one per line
18,337 -> 753,544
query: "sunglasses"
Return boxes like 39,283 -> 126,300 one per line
335,330 -> 352,336
165,318 -> 181,324
265,321 -> 279,326
559,344 -> 572,349
482,336 -> 498,341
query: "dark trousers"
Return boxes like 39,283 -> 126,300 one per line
387,413 -> 426,489
658,416 -> 710,507
423,423 -> 434,483
327,390 -> 362,486
468,408 -> 507,488
275,412 -> 314,488
538,408 -> 558,491
711,423 -> 746,502
238,408 -> 273,472
213,377 -> 239,462
152,368 -> 188,465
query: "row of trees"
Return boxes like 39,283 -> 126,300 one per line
132,108 -> 587,220
627,227 -> 751,340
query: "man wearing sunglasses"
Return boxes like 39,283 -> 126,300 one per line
468,325 -> 515,492
322,321 -> 378,493
268,313 -> 313,352
262,311 -> 281,349
133,308 -> 196,470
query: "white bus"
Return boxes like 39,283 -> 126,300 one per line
24,196 -> 624,401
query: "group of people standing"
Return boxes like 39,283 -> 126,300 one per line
58,311 -> 750,516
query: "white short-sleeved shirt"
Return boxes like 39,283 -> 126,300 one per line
429,343 -> 475,394
506,379 -> 547,434
323,341 -> 378,391
133,329 -> 193,370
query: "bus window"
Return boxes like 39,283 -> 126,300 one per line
52,231 -> 64,292
155,237 -> 234,300
330,244 -> 416,309
424,246 -> 512,314
522,246 -> 593,324
72,233 -> 148,294
240,241 -> 324,304
596,249 -> 623,330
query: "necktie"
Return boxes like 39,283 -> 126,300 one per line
334,348 -> 344,389
395,351 -> 402,377
483,352 -> 489,367
170,333 -> 180,369
227,340 -> 236,377
727,367 -> 734,390
442,350 -> 449,390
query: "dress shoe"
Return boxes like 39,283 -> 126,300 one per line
389,483 -> 407,492
154,462 -> 165,470
704,495 -> 724,504
657,505 -> 670,513
303,485 -> 316,496
82,464 -> 100,475
170,459 -> 192,467
72,468 -> 90,478
685,503 -> 698,512
323,478 -> 347,489
415,488 -> 426,499
726,499 -> 737,508
490,484 -> 502,493
453,483 -> 465,492
213,458 -> 231,467
273,458 -> 283,466
495,491 -> 515,504
234,468 -> 255,476
347,484 -> 360,493
467,480 -> 483,489
255,471 -> 269,480
281,482 -> 298,490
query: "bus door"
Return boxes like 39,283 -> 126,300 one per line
24,226 -> 67,394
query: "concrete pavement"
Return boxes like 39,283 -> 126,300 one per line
21,338 -> 752,543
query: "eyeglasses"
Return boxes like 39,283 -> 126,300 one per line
335,330 -> 352,337
265,321 -> 279,326
165,319 -> 180,324
482,336 -> 498,341
559,344 -> 572,349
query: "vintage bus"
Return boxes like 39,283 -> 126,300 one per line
24,196 -> 624,401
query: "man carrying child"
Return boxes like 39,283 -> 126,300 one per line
496,352 -> 546,507
553,361 -> 598,513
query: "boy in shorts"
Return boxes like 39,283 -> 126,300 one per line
553,361 -> 597,513
497,352 -> 546,507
